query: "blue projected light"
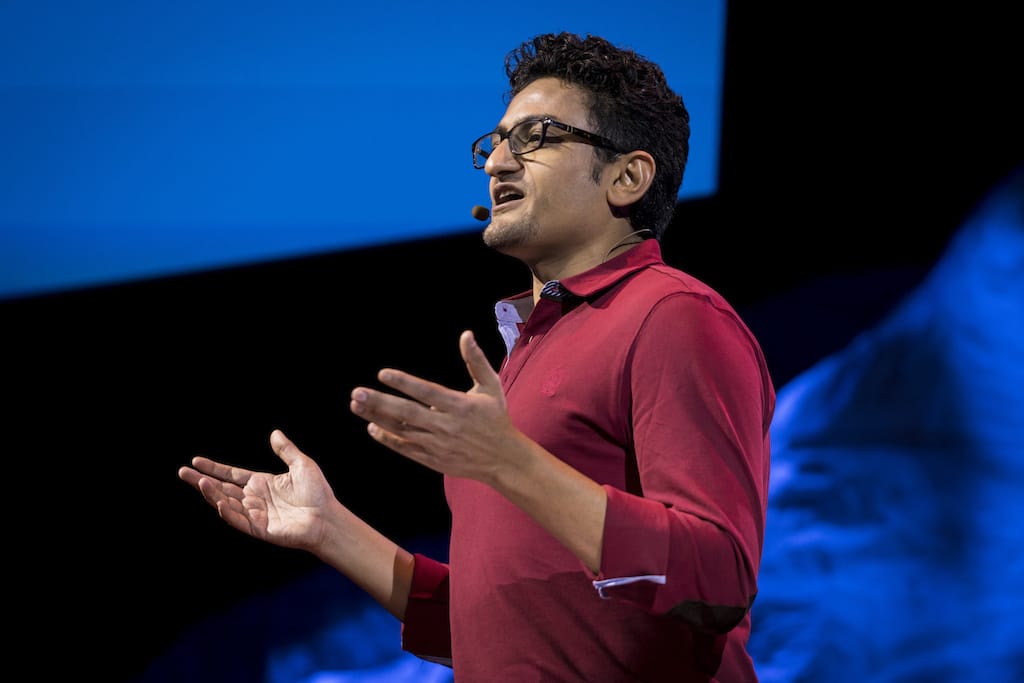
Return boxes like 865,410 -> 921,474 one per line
0,1 -> 726,300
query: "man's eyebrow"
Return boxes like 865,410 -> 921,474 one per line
493,114 -> 553,135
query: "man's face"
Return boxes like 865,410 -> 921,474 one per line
481,77 -> 614,266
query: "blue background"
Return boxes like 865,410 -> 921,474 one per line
0,0 -> 723,300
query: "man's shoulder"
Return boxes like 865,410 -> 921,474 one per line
631,262 -> 727,302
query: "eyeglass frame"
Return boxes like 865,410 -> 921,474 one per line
471,116 -> 624,169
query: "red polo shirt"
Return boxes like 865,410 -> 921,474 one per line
402,239 -> 774,682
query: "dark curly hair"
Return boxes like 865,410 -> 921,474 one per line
505,32 -> 690,239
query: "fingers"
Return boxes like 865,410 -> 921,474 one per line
178,461 -> 245,512
177,464 -> 204,488
355,330 -> 499,418
350,386 -> 421,434
181,455 -> 252,487
178,445 -> 261,515
180,430 -> 297,487
364,419 -> 420,454
374,367 -> 457,413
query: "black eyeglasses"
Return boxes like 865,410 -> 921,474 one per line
471,117 -> 623,169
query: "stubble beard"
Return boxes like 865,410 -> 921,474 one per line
481,213 -> 539,254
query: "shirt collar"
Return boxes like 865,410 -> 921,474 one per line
500,238 -> 664,306
493,240 -> 664,357
558,238 -> 664,300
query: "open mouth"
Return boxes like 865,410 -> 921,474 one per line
493,186 -> 524,208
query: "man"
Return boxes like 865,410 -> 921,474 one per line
180,32 -> 774,681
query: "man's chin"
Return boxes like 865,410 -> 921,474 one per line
482,220 -> 519,251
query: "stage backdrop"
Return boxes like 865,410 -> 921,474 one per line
0,0 -> 725,301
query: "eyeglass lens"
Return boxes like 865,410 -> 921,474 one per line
474,119 -> 547,167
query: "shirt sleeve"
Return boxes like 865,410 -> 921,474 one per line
400,553 -> 453,666
590,292 -> 774,635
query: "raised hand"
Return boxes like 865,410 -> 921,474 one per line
348,329 -> 526,485
178,429 -> 336,552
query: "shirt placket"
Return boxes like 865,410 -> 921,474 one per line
498,294 -> 564,390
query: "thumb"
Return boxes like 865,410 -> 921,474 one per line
270,429 -> 305,468
459,330 -> 502,395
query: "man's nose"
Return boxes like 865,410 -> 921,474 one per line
485,138 -> 520,175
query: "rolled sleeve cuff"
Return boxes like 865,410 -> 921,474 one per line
400,553 -> 452,664
587,484 -> 671,607
593,573 -> 667,599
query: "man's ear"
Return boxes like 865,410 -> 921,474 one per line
607,150 -> 656,209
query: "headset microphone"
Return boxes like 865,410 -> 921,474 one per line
471,205 -> 490,221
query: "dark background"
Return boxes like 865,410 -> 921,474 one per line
5,5 -> 1021,681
